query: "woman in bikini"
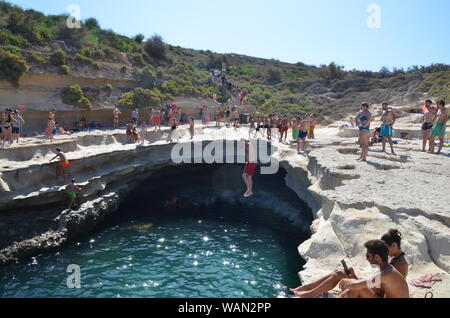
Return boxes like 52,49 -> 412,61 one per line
355,103 -> 372,162
3,110 -> 15,147
381,229 -> 408,278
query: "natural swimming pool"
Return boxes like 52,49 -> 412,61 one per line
0,165 -> 313,298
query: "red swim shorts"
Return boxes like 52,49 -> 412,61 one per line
244,163 -> 257,176
153,117 -> 161,124
60,161 -> 70,168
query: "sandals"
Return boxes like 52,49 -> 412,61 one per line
410,274 -> 443,289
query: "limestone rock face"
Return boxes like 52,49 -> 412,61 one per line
0,126 -> 449,297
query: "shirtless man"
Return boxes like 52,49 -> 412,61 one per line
298,116 -> 309,153
430,100 -> 448,154
241,139 -> 257,198
113,107 -> 121,129
67,179 -> 81,210
46,118 -> 57,142
421,100 -> 437,152
280,116 -> 289,143
50,148 -> 70,183
309,114 -> 317,139
380,103 -> 396,154
291,240 -> 409,298
215,108 -> 222,128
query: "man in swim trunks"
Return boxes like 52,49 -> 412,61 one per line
46,118 -> 57,142
291,240 -> 409,298
113,107 -> 121,129
280,116 -> 289,143
430,100 -> 448,154
67,179 -> 81,210
50,148 -> 70,184
298,116 -> 309,153
380,103 -> 396,154
421,100 -> 437,152
241,139 -> 257,198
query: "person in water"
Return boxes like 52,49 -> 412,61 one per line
355,103 -> 372,162
381,229 -> 408,278
291,240 -> 409,298
50,148 -> 70,184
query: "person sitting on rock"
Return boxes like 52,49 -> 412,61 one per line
291,240 -> 409,298
381,229 -> 408,278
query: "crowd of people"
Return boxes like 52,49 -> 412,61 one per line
0,109 -> 25,147
355,100 -> 448,162
247,114 -> 317,153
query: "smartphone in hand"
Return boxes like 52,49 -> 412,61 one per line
341,260 -> 350,275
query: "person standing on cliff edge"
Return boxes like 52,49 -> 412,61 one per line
50,148 -> 70,184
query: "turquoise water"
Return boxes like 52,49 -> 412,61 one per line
0,166 -> 312,298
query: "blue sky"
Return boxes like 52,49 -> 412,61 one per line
7,0 -> 450,71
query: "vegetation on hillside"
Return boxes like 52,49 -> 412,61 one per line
0,0 -> 448,119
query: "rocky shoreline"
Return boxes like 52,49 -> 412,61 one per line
0,126 -> 449,297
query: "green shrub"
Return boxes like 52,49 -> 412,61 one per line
93,49 -> 105,60
58,64 -> 70,75
0,49 -> 29,87
50,48 -> 66,66
1,45 -> 21,55
118,87 -> 171,109
105,83 -> 113,94
75,53 -> 100,69
84,18 -> 99,30
265,67 -> 282,84
29,53 -> 46,64
144,34 -> 167,60
0,28 -> 31,47
7,10 -> 54,45
61,84 -> 92,110
78,47 -> 94,58
138,66 -> 156,89
134,34 -> 145,44
78,96 -> 92,110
